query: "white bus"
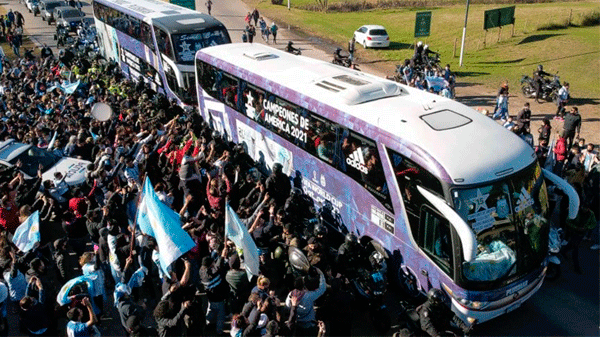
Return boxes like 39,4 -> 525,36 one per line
194,43 -> 579,324
92,0 -> 230,105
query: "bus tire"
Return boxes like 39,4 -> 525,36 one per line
397,268 -> 421,299
545,263 -> 560,281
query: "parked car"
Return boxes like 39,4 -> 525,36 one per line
353,25 -> 390,48
0,139 -> 90,186
54,6 -> 85,31
39,0 -> 67,24
26,0 -> 40,15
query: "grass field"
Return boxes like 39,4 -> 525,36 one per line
249,0 -> 599,98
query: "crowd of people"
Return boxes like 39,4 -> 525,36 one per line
0,5 -> 597,337
0,29 -> 396,336
242,9 -> 278,45
490,78 -> 599,274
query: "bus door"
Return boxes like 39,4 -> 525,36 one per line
417,186 -> 478,289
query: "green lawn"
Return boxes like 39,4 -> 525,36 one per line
250,1 -> 599,98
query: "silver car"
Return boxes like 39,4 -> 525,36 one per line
54,6 -> 85,31
39,0 -> 66,24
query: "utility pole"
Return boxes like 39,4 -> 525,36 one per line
459,0 -> 470,67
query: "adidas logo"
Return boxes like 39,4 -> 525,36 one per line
346,148 -> 369,174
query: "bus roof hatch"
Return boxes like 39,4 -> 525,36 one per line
314,74 -> 405,105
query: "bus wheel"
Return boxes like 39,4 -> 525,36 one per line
398,269 -> 421,299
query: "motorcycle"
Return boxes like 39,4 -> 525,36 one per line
332,55 -> 360,71
386,64 -> 406,84
285,42 -> 302,55
396,301 -> 471,337
351,239 -> 392,334
520,74 -> 561,102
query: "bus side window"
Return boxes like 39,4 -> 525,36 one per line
338,131 -> 392,211
197,62 -> 218,99
420,206 -> 453,275
217,72 -> 239,110
240,82 -> 266,124
154,26 -> 173,59
141,22 -> 154,51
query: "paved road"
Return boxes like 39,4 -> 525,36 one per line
6,0 -> 600,335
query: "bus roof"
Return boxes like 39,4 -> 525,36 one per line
196,43 -> 535,185
94,0 -> 204,21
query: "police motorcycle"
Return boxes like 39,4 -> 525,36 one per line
396,289 -> 473,337
520,73 -> 561,102
285,41 -> 301,55
351,237 -> 392,334
332,47 -> 360,70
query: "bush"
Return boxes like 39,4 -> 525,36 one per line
537,19 -> 570,30
271,0 -> 283,4
579,10 -> 600,27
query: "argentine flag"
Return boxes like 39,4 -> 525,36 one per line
225,203 -> 260,280
13,211 -> 40,253
136,177 -> 195,275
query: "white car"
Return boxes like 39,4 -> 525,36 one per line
353,25 -> 390,48
26,0 -> 40,15
0,139 -> 90,186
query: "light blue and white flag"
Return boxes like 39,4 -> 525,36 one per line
62,80 -> 80,94
56,274 -> 98,306
225,203 -> 260,280
136,177 -> 195,275
12,211 -> 40,253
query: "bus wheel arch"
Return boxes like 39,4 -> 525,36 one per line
397,263 -> 422,299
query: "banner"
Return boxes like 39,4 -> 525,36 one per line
136,177 -> 195,275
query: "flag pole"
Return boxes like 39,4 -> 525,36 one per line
129,175 -> 147,258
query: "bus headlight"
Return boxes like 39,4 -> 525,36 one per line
443,283 -> 490,310
459,298 -> 488,310
466,317 -> 478,324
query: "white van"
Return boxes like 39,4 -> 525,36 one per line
0,139 -> 90,186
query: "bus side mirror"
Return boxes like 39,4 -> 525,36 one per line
541,168 -> 579,219
417,186 -> 478,262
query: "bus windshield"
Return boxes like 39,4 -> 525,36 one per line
452,162 -> 549,284
172,29 -> 230,65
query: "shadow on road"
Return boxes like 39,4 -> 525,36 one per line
570,96 -> 600,106
455,71 -> 490,77
458,95 -> 496,107
518,33 -> 565,45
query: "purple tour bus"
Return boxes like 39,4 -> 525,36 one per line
93,0 -> 230,106
194,43 -> 579,324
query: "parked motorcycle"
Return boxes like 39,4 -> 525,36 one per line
520,74 -> 561,102
285,41 -> 301,55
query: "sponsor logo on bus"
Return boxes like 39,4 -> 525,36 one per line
346,148 -> 368,174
